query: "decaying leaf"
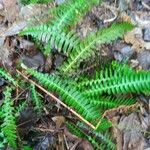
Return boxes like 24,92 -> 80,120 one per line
2,0 -> 19,23
52,116 -> 65,128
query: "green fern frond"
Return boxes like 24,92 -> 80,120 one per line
81,64 -> 150,97
77,122 -> 115,150
31,84 -> 43,114
50,0 -> 101,30
60,22 -> 134,73
26,69 -> 101,123
1,87 -> 17,149
67,121 -> 114,149
0,68 -> 16,85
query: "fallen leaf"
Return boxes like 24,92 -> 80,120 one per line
52,116 -> 65,128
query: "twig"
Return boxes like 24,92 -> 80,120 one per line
63,134 -> 69,150
16,69 -> 97,130
102,3 -> 118,23
141,1 -> 150,10
34,127 -> 55,132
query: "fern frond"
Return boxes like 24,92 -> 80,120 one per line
26,69 -> 101,123
66,122 -> 100,149
50,0 -> 101,30
1,87 -> 17,149
31,84 -> 43,114
67,121 -> 115,149
60,22 -> 134,73
0,68 -> 16,85
81,64 -> 150,97
77,122 -> 115,150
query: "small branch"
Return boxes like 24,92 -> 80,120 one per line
16,69 -> 96,130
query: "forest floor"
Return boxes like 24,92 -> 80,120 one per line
0,0 -> 150,149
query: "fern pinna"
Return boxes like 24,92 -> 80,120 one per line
26,69 -> 101,124
0,87 -> 17,149
79,63 -> 150,97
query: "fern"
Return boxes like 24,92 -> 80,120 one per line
30,84 -> 43,114
60,22 -> 134,73
67,121 -> 115,149
49,0 -> 100,30
0,68 -> 16,85
77,122 -> 115,150
81,64 -> 150,97
26,69 -> 101,123
1,87 -> 17,149
66,122 -> 100,148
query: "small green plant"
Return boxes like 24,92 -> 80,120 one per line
30,84 -> 43,114
66,121 -> 115,150
0,87 -> 17,149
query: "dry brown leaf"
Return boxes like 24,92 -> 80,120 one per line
52,116 -> 65,128
2,0 -> 19,23
124,28 -> 145,52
